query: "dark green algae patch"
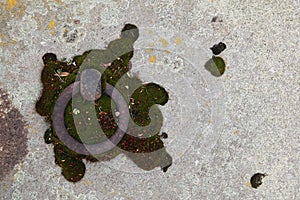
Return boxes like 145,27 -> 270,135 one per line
36,24 -> 172,182
205,42 -> 227,77
204,56 -> 226,77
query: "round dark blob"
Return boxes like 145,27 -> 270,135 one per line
160,132 -> 168,139
250,173 -> 267,189
210,42 -> 227,55
121,23 -> 139,42
42,53 -> 57,64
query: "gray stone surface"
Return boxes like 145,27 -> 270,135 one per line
0,0 -> 299,199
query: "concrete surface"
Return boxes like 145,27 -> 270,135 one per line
0,0 -> 299,199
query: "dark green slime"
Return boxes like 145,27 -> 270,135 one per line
36,24 -> 172,182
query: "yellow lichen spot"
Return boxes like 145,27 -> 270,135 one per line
48,21 -> 56,30
145,48 -> 154,53
233,130 -> 239,135
208,120 -> 212,124
165,50 -> 171,54
149,55 -> 156,63
86,180 -> 91,186
148,43 -> 155,47
9,4 -> 26,17
6,0 -> 18,10
175,37 -> 183,45
159,38 -> 169,47
50,31 -> 55,36
54,0 -> 63,4
246,181 -> 251,187
0,42 -> 2,47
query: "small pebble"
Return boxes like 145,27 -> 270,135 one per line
210,42 -> 227,55
250,173 -> 267,189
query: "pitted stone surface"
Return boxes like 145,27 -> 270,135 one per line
0,0 -> 299,199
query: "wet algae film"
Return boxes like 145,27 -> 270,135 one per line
36,24 -> 172,182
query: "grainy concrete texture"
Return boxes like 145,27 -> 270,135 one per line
0,0 -> 299,199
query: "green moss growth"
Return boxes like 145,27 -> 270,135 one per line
54,144 -> 85,182
36,24 -> 172,182
35,54 -> 79,122
130,83 -> 169,126
73,50 -> 91,67
204,56 -> 226,77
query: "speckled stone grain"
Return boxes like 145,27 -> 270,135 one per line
0,0 -> 299,199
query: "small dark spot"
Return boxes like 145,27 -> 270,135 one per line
74,19 -> 80,25
210,42 -> 227,55
44,128 -> 53,144
63,30 -> 68,38
250,173 -> 267,189
162,163 -> 172,172
160,132 -> 168,139
42,53 -> 57,64
66,30 -> 78,43
130,109 -> 139,120
85,155 -> 99,162
211,16 -> 223,23
211,16 -> 218,22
